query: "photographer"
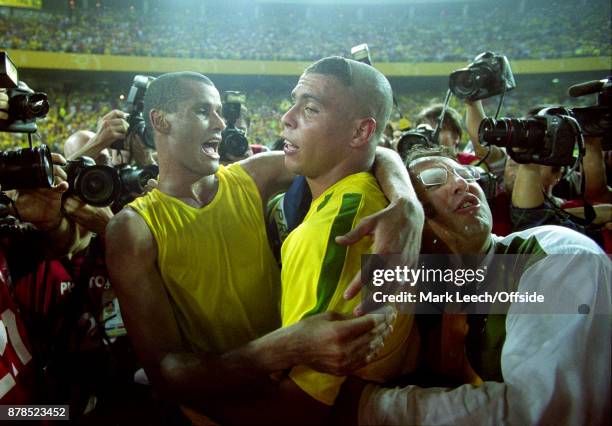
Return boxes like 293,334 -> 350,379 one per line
219,99 -> 269,165
510,124 -> 611,240
1,104 -> 155,421
400,103 -> 512,236
414,104 -> 464,157
333,148 -> 611,426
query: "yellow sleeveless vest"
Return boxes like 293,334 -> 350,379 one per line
129,164 -> 280,353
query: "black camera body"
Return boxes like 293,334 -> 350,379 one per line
220,91 -> 249,160
64,157 -> 158,209
449,52 -> 516,101
568,77 -> 611,149
0,52 -> 49,133
64,156 -> 121,207
477,171 -> 498,205
0,145 -> 54,190
396,124 -> 437,162
479,107 -> 580,166
113,75 -> 156,150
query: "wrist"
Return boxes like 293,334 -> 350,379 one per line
394,196 -> 424,224
246,325 -> 301,372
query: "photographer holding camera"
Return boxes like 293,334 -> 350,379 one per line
218,93 -> 269,164
0,65 -> 158,419
477,78 -> 612,251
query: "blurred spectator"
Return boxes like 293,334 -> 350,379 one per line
1,0 -> 609,62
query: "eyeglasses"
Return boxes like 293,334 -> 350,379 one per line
416,165 -> 481,189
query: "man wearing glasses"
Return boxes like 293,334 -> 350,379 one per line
337,148 -> 611,425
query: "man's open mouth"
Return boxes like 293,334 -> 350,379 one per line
202,140 -> 220,158
284,140 -> 299,154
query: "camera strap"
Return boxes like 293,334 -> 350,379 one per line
542,190 -> 595,227
432,90 -> 452,145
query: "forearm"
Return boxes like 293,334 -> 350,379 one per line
66,135 -> 107,161
564,204 -> 612,225
241,151 -> 296,202
373,147 -> 419,205
465,101 -> 504,163
583,137 -> 611,202
43,216 -> 95,259
359,381 -> 507,425
512,164 -> 545,208
5,196 -> 83,259
159,322 -> 307,401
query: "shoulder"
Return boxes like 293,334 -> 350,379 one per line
346,173 -> 388,212
495,225 -> 604,255
106,207 -> 156,258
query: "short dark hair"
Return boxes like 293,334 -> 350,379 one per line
404,146 -> 456,171
143,71 -> 214,131
304,56 -> 393,142
415,104 -> 463,141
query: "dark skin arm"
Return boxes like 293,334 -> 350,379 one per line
201,376 -> 332,426
240,150 -> 295,208
106,208 -> 394,404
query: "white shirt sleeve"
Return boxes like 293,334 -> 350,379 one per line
359,252 -> 611,425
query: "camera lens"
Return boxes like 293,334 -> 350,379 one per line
120,164 -> 159,194
454,71 -> 476,96
75,166 -> 121,207
220,127 -> 249,159
479,117 -> 546,149
0,145 -> 54,190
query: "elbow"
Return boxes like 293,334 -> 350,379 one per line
156,353 -> 189,401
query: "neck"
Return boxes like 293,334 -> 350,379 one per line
307,153 -> 373,200
158,165 -> 219,208
448,234 -> 493,255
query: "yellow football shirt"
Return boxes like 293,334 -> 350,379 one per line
281,172 -> 418,405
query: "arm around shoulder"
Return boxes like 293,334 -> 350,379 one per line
240,151 -> 295,203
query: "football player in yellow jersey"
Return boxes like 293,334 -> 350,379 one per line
186,58 -> 421,423
106,70 -> 424,423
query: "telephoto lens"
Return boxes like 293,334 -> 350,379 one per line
478,117 -> 546,149
0,145 -> 54,190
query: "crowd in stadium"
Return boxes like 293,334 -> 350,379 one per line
1,0 -> 609,61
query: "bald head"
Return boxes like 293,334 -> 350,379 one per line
64,130 -> 95,159
303,56 -> 393,142
63,130 -> 112,166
